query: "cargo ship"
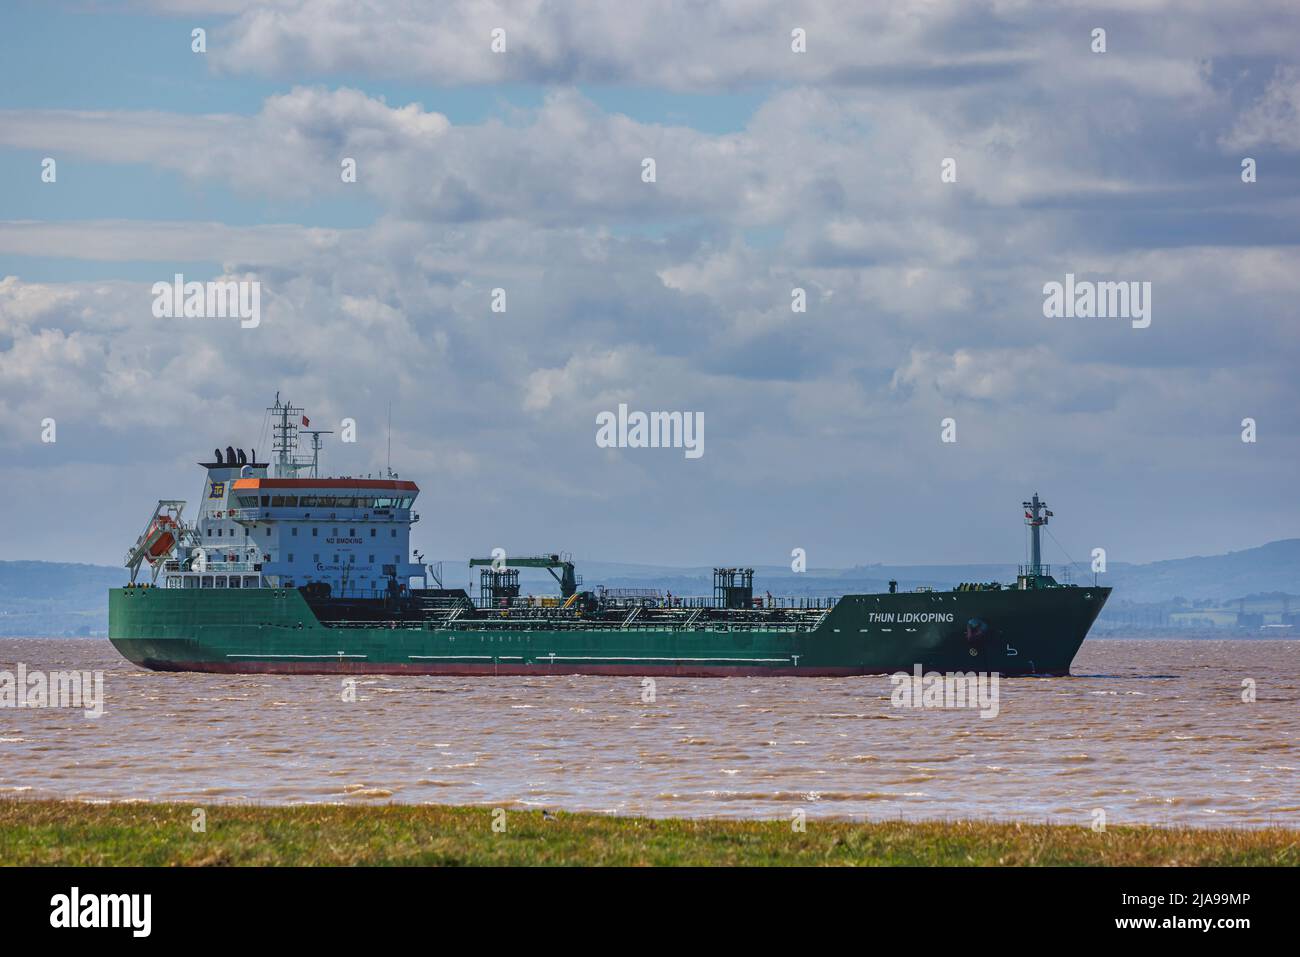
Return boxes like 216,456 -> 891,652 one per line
108,396 -> 1110,676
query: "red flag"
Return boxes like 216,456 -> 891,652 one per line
301,415 -> 310,427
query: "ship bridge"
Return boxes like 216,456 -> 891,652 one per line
135,394 -> 427,596
230,477 -> 422,596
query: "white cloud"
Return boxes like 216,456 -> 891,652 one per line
182,0 -> 1300,96
3,2 -> 1300,564
1221,66 -> 1300,151
0,220 -> 345,264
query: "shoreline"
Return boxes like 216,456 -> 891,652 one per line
2,799 -> 1295,866
1,793 -> 1291,832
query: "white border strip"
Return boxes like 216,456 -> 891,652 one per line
227,653 -> 368,659
546,656 -> 790,663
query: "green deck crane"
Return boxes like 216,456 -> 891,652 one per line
468,553 -> 578,598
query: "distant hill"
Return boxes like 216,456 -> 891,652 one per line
1092,539 -> 1300,603
0,562 -> 128,636
3,540 -> 1298,636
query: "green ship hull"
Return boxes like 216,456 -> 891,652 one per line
109,584 -> 1110,677
109,401 -> 1106,678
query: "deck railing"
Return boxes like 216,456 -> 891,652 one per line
467,594 -> 838,612
161,559 -> 260,573
319,617 -> 819,634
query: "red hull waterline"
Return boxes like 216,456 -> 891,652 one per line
136,659 -> 1069,678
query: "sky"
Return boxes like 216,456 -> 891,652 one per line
0,0 -> 1298,572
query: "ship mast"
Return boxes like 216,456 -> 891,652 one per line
1022,492 -> 1053,577
270,392 -> 313,478
301,429 -> 333,478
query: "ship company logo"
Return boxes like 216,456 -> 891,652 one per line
1042,272 -> 1151,329
890,665 -> 1000,719
595,403 -> 704,459
151,273 -> 261,328
50,888 -> 151,937
0,663 -> 104,719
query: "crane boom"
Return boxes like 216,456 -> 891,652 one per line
468,553 -> 577,597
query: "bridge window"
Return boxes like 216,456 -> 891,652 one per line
201,576 -> 214,588
292,527 -> 298,536
370,528 -> 376,537
312,527 -> 318,537
243,576 -> 259,588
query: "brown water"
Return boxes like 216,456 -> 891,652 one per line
0,638 -> 1295,827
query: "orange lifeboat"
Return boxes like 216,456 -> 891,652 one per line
144,514 -> 178,560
